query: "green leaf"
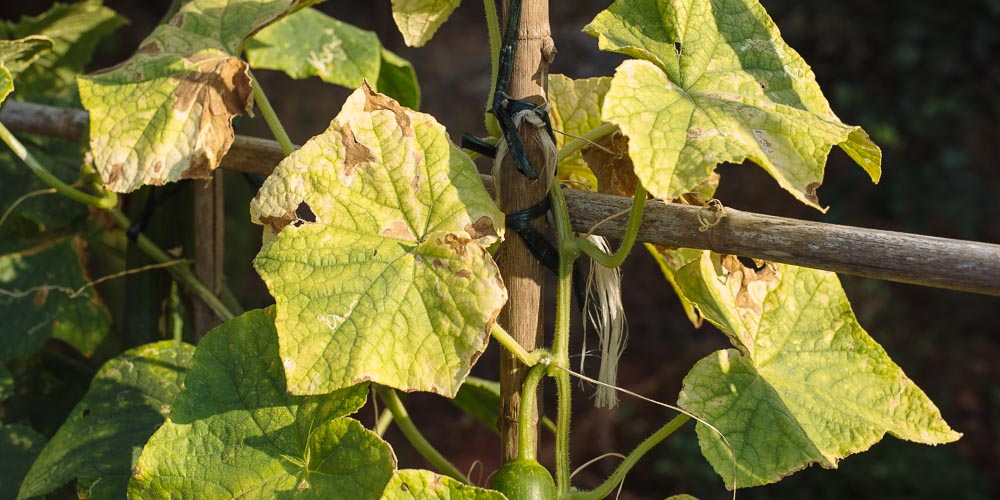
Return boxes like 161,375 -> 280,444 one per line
247,8 -> 380,88
0,65 -> 10,107
17,341 -> 194,499
382,469 -> 504,499
646,245 -> 704,327
378,47 -> 421,110
673,252 -> 960,488
78,0 -> 313,193
0,424 -> 46,500
585,0 -> 881,209
0,237 -> 111,360
0,36 -> 53,82
548,74 -> 611,189
391,0 -> 461,47
0,364 -> 11,401
246,8 -> 421,109
251,84 -> 505,397
129,309 -> 396,499
0,137 -> 90,240
451,377 -> 501,434
0,0 -> 126,104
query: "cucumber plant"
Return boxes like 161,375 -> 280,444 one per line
0,0 -> 962,498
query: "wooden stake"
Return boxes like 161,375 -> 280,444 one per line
192,171 -> 224,338
497,0 -> 555,462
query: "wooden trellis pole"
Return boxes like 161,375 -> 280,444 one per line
3,100 -> 999,296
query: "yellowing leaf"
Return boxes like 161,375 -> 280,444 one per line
585,0 -> 881,209
673,252 -> 960,488
0,0 -> 126,104
251,84 -> 505,397
382,470 -> 504,499
548,74 -> 611,190
391,0 -> 461,47
78,0 -> 314,192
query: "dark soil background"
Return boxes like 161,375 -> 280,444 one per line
6,1 -> 999,498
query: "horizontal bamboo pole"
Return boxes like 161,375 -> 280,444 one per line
3,101 -> 999,296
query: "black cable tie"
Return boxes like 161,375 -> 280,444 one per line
505,195 -> 588,312
461,133 -> 498,159
505,197 -> 557,274
125,181 -> 188,241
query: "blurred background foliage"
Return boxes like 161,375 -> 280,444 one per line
2,1 -> 997,498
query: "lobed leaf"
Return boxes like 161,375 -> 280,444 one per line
585,0 -> 881,210
390,0 -> 461,47
246,7 -> 421,109
0,36 -> 53,84
672,252 -> 960,487
450,377 -> 501,434
0,364 -> 11,401
547,74 -> 610,190
0,425 -> 46,500
129,309 -> 395,499
78,0 -> 318,192
18,341 -> 194,499
251,84 -> 505,397
247,8 -> 380,88
381,469 -> 504,499
378,47 -> 421,110
0,0 -> 125,105
0,237 -> 111,360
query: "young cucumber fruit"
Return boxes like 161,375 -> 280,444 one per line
490,459 -> 557,500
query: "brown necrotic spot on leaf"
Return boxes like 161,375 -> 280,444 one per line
170,57 -> 253,179
138,42 -> 162,57
33,289 -> 48,307
583,131 -> 639,197
361,81 -> 413,137
442,233 -> 470,257
381,220 -> 415,240
108,162 -> 124,187
339,123 -> 374,176
720,254 -> 778,315
259,211 -> 297,234
804,182 -> 821,206
464,216 -> 498,241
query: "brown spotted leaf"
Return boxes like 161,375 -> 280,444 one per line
251,84 -> 505,397
581,131 -> 640,197
78,0 -> 318,192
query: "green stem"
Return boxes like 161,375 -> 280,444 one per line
249,70 -> 295,156
517,363 -> 548,461
374,409 -> 394,437
484,0 -> 501,110
106,209 -> 236,322
0,122 -> 116,209
157,0 -> 182,25
548,182 -> 580,495
555,122 -> 618,164
377,387 -> 470,484
554,370 -> 572,495
491,323 -> 545,366
568,415 -> 691,500
573,184 -> 647,269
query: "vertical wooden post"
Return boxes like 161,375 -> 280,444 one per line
497,0 -> 555,463
192,170 -> 224,338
